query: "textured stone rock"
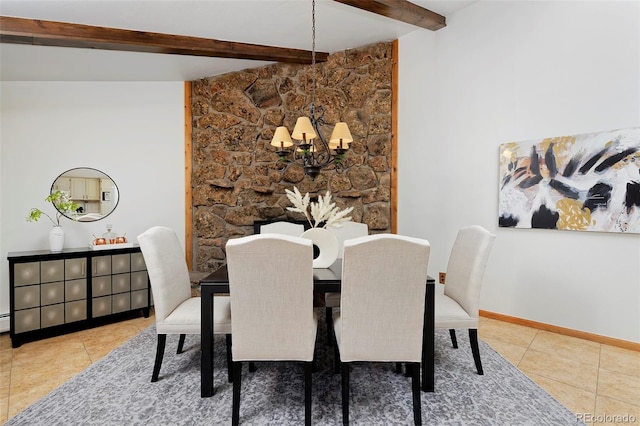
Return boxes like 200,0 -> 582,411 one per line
368,156 -> 388,172
264,109 -> 285,126
365,90 -> 392,115
194,209 -> 227,237
367,135 -> 391,156
342,74 -> 376,108
225,206 -> 260,226
348,166 -> 378,190
209,72 -> 257,92
247,79 -> 281,108
210,90 -> 261,124
364,203 -> 390,230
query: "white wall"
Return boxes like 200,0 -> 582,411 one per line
399,1 -> 640,342
0,82 -> 185,331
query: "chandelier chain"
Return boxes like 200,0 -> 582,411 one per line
311,0 -> 316,115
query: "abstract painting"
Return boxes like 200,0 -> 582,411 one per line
498,127 -> 640,233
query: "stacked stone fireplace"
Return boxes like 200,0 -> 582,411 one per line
191,42 -> 393,272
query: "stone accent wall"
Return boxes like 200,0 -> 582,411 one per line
191,42 -> 393,272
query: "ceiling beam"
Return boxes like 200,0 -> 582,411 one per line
0,16 -> 329,64
333,0 -> 445,31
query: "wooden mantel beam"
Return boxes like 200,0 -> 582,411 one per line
333,0 -> 446,31
0,16 -> 329,64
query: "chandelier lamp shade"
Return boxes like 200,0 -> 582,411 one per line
270,0 -> 352,179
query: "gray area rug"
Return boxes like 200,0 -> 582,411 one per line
7,309 -> 581,425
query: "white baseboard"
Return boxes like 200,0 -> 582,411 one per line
0,316 -> 9,333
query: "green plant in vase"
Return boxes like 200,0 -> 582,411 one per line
27,190 -> 80,252
27,190 -> 80,226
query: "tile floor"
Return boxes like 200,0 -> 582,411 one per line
1,315 -> 639,425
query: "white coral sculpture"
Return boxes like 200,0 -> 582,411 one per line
285,187 -> 353,229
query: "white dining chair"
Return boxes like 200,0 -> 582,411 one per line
324,221 -> 368,341
258,220 -> 305,237
137,226 -> 232,382
435,225 -> 495,375
333,233 -> 430,426
226,234 -> 317,426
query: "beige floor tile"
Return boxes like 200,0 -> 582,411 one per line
0,395 -> 9,424
482,336 -> 527,366
525,371 -> 596,416
0,368 -> 10,399
597,369 -> 640,407
79,322 -> 144,362
519,348 -> 598,393
11,336 -> 88,369
0,333 -> 12,352
529,331 -> 601,367
594,395 -> 640,425
600,345 -> 640,378
478,317 -> 538,348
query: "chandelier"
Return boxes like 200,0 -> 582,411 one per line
270,0 -> 353,179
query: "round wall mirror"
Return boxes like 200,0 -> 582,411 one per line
50,167 -> 119,222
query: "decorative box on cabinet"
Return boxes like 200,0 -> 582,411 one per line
8,246 -> 150,348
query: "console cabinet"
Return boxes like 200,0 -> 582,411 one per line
8,246 -> 150,347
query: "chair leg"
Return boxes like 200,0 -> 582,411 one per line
334,342 -> 340,374
177,333 -> 186,354
325,307 -> 333,344
151,334 -> 166,382
304,362 -> 313,426
395,362 -> 403,374
469,329 -> 483,375
341,362 -> 350,426
249,362 -> 256,372
449,329 -> 458,348
232,362 -> 242,426
226,334 -> 233,383
410,362 -> 422,426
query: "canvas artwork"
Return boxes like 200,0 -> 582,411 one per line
498,127 -> 640,233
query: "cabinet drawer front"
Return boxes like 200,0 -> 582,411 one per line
42,260 -> 65,283
65,279 -> 87,301
131,289 -> 148,309
112,254 -> 130,274
92,256 -> 111,276
112,274 -> 131,294
41,282 -> 64,305
131,252 -> 146,272
65,300 -> 86,323
14,308 -> 40,333
65,258 -> 86,280
14,286 -> 40,310
112,293 -> 130,314
92,276 -> 111,297
41,304 -> 65,328
14,262 -> 40,286
92,296 -> 111,318
130,271 -> 148,291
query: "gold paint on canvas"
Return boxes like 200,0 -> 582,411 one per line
557,198 -> 591,230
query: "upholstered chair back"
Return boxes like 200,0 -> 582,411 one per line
337,234 -> 430,362
326,221 -> 369,258
138,226 -> 192,325
259,221 -> 305,237
226,234 -> 316,361
443,225 -> 495,319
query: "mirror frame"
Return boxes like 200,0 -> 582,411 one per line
50,167 -> 119,222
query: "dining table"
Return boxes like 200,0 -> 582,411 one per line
199,259 -> 436,397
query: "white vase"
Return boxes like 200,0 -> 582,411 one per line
49,226 -> 65,252
301,227 -> 339,268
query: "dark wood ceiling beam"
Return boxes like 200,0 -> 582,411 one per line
333,0 -> 445,31
0,16 -> 329,64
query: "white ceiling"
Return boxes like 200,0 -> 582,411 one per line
0,0 -> 477,81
